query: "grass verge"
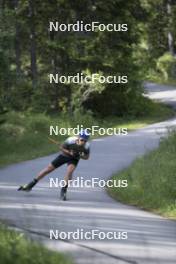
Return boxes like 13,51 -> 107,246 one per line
107,131 -> 176,219
0,223 -> 72,264
0,99 -> 174,167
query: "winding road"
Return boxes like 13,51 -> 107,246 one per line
0,82 -> 176,264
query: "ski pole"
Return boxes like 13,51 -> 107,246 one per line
48,137 -> 60,145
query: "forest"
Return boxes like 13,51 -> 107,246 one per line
0,0 -> 175,118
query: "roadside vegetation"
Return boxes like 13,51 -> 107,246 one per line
0,99 -> 173,167
1,1 -> 176,168
146,52 -> 176,86
108,130 -> 176,219
0,224 -> 72,264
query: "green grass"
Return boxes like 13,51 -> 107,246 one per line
107,131 -> 176,219
0,99 -> 173,167
0,224 -> 72,264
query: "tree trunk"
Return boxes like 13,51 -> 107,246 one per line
167,0 -> 175,55
13,0 -> 21,77
28,0 -> 37,87
50,31 -> 60,111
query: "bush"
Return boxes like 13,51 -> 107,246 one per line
9,81 -> 33,111
156,52 -> 176,81
0,224 -> 72,264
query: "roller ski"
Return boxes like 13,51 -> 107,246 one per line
18,179 -> 38,192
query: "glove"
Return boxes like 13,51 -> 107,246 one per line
79,152 -> 85,158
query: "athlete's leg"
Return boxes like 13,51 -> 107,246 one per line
18,154 -> 68,191
36,163 -> 55,181
60,164 -> 76,200
64,163 -> 76,185
18,163 -> 55,191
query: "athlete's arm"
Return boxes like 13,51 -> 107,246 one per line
80,143 -> 90,160
80,152 -> 89,160
60,146 -> 74,156
60,138 -> 75,156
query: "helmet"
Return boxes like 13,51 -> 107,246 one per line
79,129 -> 90,141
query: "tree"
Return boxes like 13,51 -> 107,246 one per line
167,0 -> 175,55
28,0 -> 37,87
13,0 -> 22,77
0,0 -> 161,115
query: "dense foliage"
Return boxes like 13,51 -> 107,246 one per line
0,0 -> 176,116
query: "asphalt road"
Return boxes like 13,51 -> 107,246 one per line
0,82 -> 176,264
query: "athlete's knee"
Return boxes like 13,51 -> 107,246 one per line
66,165 -> 75,178
67,164 -> 76,173
47,164 -> 55,172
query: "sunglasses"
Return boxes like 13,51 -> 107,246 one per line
79,138 -> 87,142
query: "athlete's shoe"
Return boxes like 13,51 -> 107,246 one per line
18,179 -> 38,192
60,187 -> 67,201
